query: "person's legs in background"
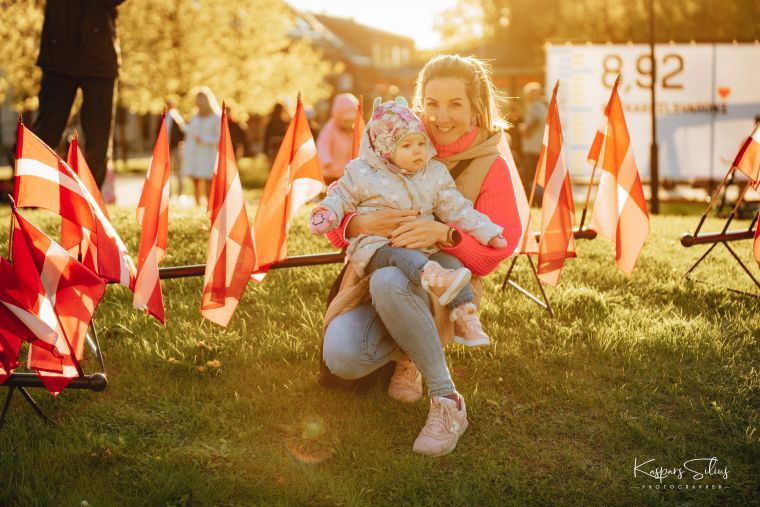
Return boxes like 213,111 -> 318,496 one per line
31,71 -> 79,155
79,76 -> 116,189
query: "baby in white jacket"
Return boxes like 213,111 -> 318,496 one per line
311,100 -> 507,346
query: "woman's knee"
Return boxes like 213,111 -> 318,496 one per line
322,332 -> 366,380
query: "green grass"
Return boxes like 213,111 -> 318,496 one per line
0,205 -> 758,506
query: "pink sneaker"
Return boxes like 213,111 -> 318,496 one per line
451,303 -> 491,347
420,261 -> 471,306
388,359 -> 422,403
412,394 -> 468,456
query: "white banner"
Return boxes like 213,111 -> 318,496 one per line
546,43 -> 760,181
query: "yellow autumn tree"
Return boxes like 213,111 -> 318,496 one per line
0,0 -> 333,115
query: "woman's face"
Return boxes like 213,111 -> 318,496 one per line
422,77 -> 474,146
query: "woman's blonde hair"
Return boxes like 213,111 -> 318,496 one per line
412,54 -> 506,133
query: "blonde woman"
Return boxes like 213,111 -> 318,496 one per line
321,55 -> 525,457
182,87 -> 221,206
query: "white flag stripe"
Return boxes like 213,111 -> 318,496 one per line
1,301 -> 61,349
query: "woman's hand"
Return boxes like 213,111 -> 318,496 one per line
346,209 -> 420,238
389,220 -> 449,249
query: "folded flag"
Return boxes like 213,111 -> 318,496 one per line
134,114 -> 171,324
588,77 -> 650,276
252,93 -> 324,280
201,105 -> 256,327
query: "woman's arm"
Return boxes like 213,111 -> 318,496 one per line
440,157 -> 523,276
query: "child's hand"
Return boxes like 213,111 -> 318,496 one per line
310,207 -> 337,235
488,235 -> 507,249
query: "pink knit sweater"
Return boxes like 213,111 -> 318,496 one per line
325,130 -> 521,276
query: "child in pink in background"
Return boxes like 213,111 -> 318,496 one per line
311,100 -> 506,347
316,93 -> 360,186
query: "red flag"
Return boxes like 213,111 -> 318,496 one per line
61,131 -> 108,271
0,259 -> 31,385
14,123 -> 136,289
351,96 -> 365,159
252,94 -> 324,280
12,209 -> 106,395
733,123 -> 760,187
534,82 -> 576,286
588,79 -> 650,276
133,115 -> 171,324
201,106 -> 256,327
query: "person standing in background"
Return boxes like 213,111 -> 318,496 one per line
182,87 -> 221,207
32,0 -> 126,189
519,82 -> 547,201
263,103 -> 290,163
316,93 -> 360,186
161,100 -> 186,197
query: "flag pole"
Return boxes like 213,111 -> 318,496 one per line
580,75 -> 620,233
691,165 -> 737,238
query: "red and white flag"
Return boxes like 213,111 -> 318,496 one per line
733,123 -> 760,186
588,79 -> 650,276
497,134 -> 538,255
534,82 -> 576,286
12,208 -> 106,395
201,106 -> 256,327
0,258 -> 34,385
13,123 -> 136,289
61,131 -> 108,272
134,115 -> 171,324
252,94 -> 324,280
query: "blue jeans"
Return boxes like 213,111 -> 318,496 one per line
323,251 -> 466,398
366,246 -> 473,310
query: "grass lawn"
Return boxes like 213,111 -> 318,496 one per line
0,202 -> 758,506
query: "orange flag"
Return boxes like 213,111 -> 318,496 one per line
497,133 -> 538,255
351,95 -> 365,159
534,81 -> 576,286
133,114 -> 171,324
252,94 -> 324,279
733,123 -> 760,185
588,78 -> 650,276
201,106 -> 256,327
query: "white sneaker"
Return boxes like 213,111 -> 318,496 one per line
388,359 -> 422,403
412,394 -> 468,456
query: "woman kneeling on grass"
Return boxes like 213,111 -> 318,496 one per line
321,55 -> 525,456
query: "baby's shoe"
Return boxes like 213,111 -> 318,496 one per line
420,261 -> 471,306
451,303 -> 491,347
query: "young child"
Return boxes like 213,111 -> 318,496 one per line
310,100 -> 508,347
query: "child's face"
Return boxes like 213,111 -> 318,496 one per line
392,133 -> 427,172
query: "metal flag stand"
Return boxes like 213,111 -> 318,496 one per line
500,120 -> 600,317
680,163 -> 759,293
0,205 -> 109,432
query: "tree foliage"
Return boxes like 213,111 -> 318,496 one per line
435,0 -> 760,66
0,0 -> 334,115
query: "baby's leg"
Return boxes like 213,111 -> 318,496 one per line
429,252 -> 474,310
366,245 -> 431,285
